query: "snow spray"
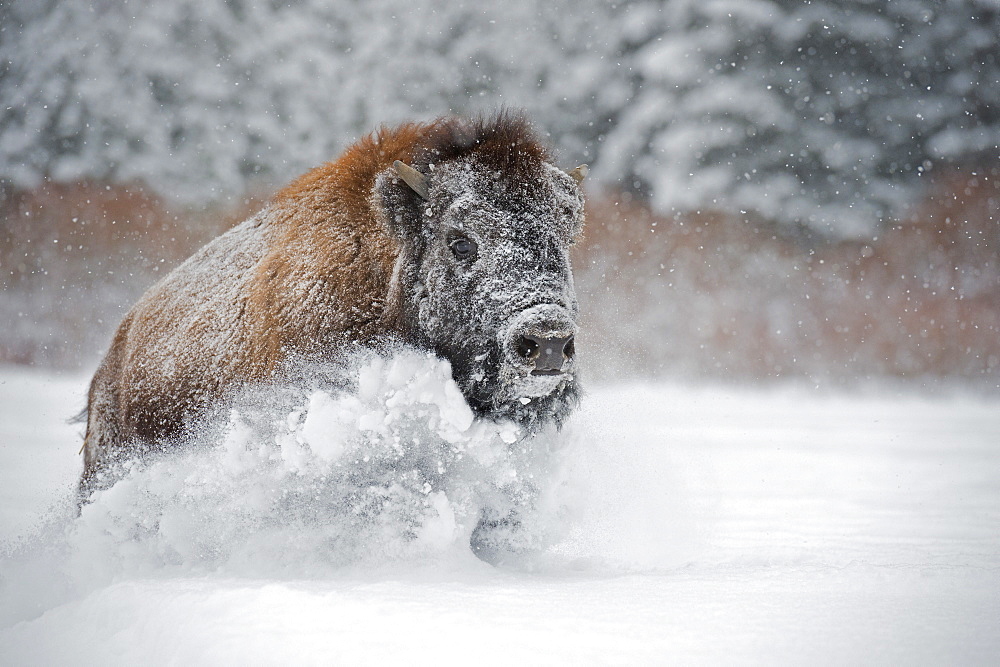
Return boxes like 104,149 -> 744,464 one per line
0,350 -> 576,624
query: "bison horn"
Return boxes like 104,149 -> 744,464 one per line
567,164 -> 589,184
393,160 -> 430,199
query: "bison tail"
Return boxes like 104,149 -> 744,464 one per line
71,405 -> 88,457
69,405 -> 88,426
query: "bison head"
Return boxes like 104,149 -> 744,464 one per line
374,115 -> 586,428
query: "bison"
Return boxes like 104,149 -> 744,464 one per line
79,111 -> 587,501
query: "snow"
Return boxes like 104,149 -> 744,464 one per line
1,361 -> 999,664
7,0 -> 998,236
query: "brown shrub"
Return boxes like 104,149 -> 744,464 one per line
3,172 -> 997,388
0,180 -> 253,368
573,171 -> 1000,388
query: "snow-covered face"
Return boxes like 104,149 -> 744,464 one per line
381,157 -> 585,425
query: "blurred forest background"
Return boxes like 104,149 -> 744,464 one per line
1,0 -> 998,388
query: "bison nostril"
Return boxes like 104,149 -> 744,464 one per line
516,335 -> 540,360
516,332 -> 575,374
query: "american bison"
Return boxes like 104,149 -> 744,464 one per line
79,111 -> 587,501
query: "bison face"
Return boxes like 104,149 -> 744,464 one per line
375,157 -> 585,427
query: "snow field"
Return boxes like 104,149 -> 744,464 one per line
1,359 -> 998,664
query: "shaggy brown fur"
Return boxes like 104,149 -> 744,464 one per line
79,111 -> 575,499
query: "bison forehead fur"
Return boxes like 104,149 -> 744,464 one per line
79,110 -> 585,499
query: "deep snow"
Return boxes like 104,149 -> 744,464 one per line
1,361 -> 998,664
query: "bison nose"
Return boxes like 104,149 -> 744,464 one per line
516,333 -> 575,374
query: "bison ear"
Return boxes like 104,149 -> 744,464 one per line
373,164 -> 425,241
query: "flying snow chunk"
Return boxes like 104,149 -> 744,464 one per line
374,353 -> 475,441
417,491 -> 460,548
300,390 -> 350,462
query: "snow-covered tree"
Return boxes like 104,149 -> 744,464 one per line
0,0 -> 622,204
2,0 -> 998,236
601,0 -> 1000,236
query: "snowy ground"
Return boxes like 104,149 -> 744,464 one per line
1,361 -> 998,665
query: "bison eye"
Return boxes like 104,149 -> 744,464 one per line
449,236 -> 478,260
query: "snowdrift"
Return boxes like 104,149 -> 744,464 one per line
1,360 -> 998,664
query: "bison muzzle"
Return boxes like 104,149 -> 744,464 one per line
78,111 -> 587,502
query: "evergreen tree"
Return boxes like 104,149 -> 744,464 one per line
602,0 -> 1000,236
2,0 -> 997,236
